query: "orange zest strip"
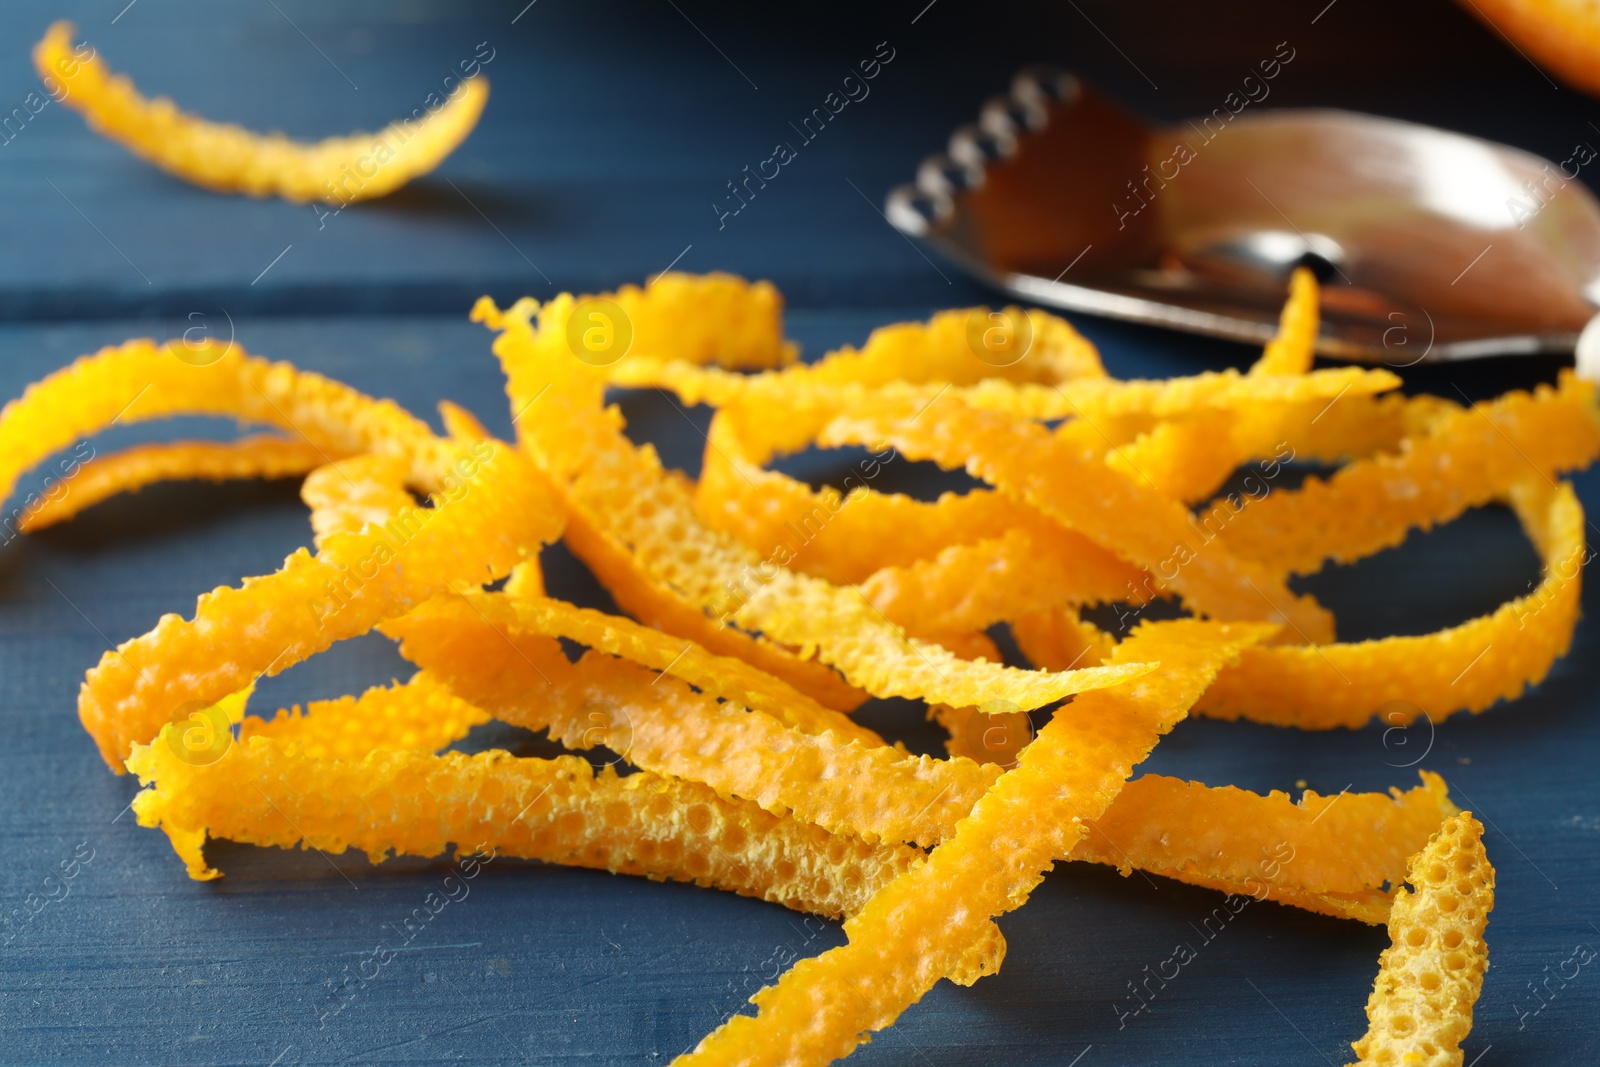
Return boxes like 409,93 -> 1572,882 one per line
1348,812 -> 1494,1066
1072,771 -> 1458,925
386,595 -> 1001,846
239,671 -> 491,761
80,436 -> 559,770
610,303 -> 1109,405
36,21 -> 487,204
1199,477 -> 1586,728
674,619 -> 1274,1067
16,435 -> 325,533
0,337 -> 451,514
127,732 -> 918,920
1217,374 -> 1600,577
860,525 -> 1143,636
392,591 -> 881,745
479,295 -> 1157,712
820,397 -> 1336,642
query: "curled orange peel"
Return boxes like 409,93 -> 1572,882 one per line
385,593 -> 1000,846
1347,812 -> 1494,1066
35,21 -> 487,204
16,435 -> 324,533
1199,477 -> 1586,727
0,337 -> 452,511
1072,771 -> 1458,926
127,731 -> 918,919
388,590 -> 881,745
239,671 -> 490,761
1216,373 -> 1600,576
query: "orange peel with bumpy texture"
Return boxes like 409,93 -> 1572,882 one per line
389,590 -> 882,745
1199,477 -> 1586,728
1072,772 -> 1458,926
386,595 -> 1000,846
610,302 -> 1108,404
674,619 -> 1274,1067
0,337 -> 453,508
1348,812 -> 1494,1067
1216,373 -> 1600,577
820,396 -> 1336,643
240,671 -> 491,761
35,21 -> 487,204
478,294 -> 1158,712
16,435 -> 325,534
860,525 -> 1143,636
79,437 -> 559,769
127,729 -> 919,919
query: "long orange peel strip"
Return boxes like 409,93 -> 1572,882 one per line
126,731 -> 917,920
1201,476 -> 1586,727
1216,373 -> 1600,577
476,293 -> 1156,712
1348,812 -> 1494,1067
17,435 -> 325,533
384,592 -> 1000,846
1073,771 -> 1457,926
240,671 -> 491,761
36,21 -> 487,204
674,619 -> 1275,1066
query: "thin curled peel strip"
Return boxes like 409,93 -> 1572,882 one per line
610,303 -> 1109,405
35,21 -> 486,203
675,619 -> 1274,1067
390,590 -> 882,745
820,396 -> 1336,643
479,294 -> 1156,711
618,330 -> 1393,424
126,733 -> 918,920
1199,477 -> 1586,728
240,671 -> 490,761
1072,772 -> 1458,926
386,596 -> 1001,846
16,435 -> 325,533
1347,813 -> 1494,1067
0,337 -> 453,510
80,436 -> 559,769
1217,373 -> 1600,577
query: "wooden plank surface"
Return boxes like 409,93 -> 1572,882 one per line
3,0 -> 1599,1064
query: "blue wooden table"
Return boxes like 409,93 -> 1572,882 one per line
2,1 -> 1598,1063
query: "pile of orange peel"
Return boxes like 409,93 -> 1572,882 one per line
7,262 -> 1593,1066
